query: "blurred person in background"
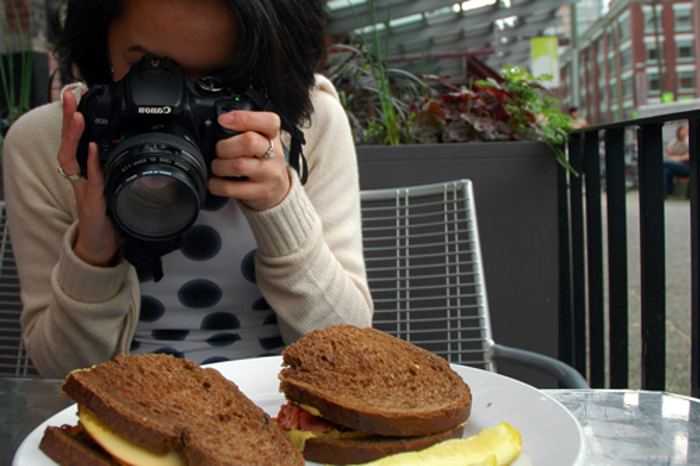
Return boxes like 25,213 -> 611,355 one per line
663,124 -> 690,196
569,106 -> 589,129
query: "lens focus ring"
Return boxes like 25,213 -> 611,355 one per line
107,132 -> 207,180
103,132 -> 209,240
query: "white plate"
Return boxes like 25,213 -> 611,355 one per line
14,355 -> 586,465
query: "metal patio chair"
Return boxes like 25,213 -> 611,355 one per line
360,179 -> 588,388
0,200 -> 39,377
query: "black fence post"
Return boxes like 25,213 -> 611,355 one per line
636,123 -> 666,391
558,157 -> 574,369
568,133 -> 587,378
583,131 -> 605,388
604,128 -> 629,389
689,115 -> 700,398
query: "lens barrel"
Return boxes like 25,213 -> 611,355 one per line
103,132 -> 208,240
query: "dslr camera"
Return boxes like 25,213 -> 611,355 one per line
77,56 -> 261,242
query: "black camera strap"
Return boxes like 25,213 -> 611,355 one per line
124,236 -> 183,283
241,89 -> 308,185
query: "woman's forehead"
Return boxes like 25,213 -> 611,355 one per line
110,0 -> 237,73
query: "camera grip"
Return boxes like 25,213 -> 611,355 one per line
76,85 -> 111,178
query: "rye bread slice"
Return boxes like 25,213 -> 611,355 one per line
39,424 -> 120,466
60,353 -> 304,466
280,325 -> 472,437
303,422 -> 466,465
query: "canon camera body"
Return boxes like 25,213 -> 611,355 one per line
76,56 -> 306,281
76,56 -> 261,242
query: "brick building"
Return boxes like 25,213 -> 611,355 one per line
559,0 -> 700,124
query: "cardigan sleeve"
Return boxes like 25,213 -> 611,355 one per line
239,75 -> 373,342
2,98 -> 140,379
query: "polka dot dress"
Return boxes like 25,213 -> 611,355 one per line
130,194 -> 284,364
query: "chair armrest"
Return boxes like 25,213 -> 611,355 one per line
491,343 -> 590,389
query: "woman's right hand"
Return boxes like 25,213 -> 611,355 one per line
58,89 -> 123,267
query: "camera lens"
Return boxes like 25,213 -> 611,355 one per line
114,173 -> 200,238
104,133 -> 208,240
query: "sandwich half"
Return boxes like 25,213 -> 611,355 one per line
40,424 -> 120,466
276,325 -> 472,465
39,353 -> 304,466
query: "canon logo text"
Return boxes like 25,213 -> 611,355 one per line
138,106 -> 172,114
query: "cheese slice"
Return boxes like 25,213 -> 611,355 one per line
79,408 -> 185,466
285,426 -> 373,451
298,403 -> 322,417
286,428 -> 318,451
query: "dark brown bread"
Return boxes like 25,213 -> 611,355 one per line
60,353 -> 304,466
280,325 -> 472,437
303,422 -> 466,465
39,424 -> 120,466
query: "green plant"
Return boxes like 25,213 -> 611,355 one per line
1,5 -> 34,146
325,43 -> 433,146
326,0 -> 434,146
410,67 -> 576,171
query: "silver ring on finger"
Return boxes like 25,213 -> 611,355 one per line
57,166 -> 81,181
260,139 -> 275,160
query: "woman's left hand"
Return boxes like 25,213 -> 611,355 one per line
211,110 -> 291,211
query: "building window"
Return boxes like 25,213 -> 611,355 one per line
622,77 -> 633,99
620,48 -> 632,69
648,74 -> 660,94
643,6 -> 663,33
675,9 -> 693,31
677,42 -> 694,62
618,16 -> 630,41
646,45 -> 661,62
678,71 -> 696,92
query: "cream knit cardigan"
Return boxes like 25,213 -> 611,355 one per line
2,75 -> 373,378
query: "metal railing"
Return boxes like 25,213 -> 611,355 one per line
558,108 -> 700,396
0,201 -> 39,377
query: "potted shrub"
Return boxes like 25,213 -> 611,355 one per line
324,43 -> 574,166
324,42 -> 432,146
411,68 -> 574,169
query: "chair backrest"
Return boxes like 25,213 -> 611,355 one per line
0,200 -> 39,377
360,179 -> 495,370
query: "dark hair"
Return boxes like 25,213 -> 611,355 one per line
53,0 -> 326,125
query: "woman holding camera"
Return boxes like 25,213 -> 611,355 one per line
2,0 -> 373,378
